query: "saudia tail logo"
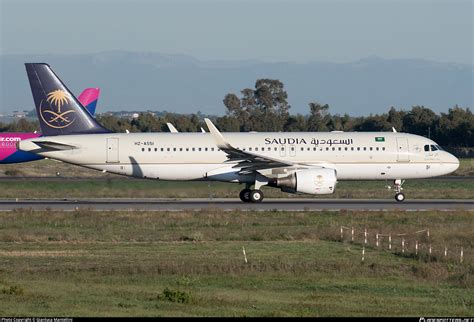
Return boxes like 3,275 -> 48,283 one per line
39,89 -> 76,128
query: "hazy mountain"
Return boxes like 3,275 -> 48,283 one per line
1,51 -> 472,116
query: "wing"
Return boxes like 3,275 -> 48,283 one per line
205,118 -> 299,173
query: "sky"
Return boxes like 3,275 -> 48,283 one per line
0,0 -> 472,65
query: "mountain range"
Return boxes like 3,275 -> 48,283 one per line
1,51 -> 472,116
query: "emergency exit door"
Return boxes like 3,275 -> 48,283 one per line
106,138 -> 120,163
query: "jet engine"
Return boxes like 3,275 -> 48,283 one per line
268,168 -> 337,195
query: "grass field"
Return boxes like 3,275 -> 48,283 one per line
0,177 -> 472,199
0,209 -> 472,316
0,159 -> 472,200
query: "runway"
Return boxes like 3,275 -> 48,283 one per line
0,198 -> 472,211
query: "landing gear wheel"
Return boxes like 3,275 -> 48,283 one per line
250,190 -> 264,203
239,189 -> 252,203
395,193 -> 405,202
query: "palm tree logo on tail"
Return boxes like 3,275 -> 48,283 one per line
40,89 -> 77,128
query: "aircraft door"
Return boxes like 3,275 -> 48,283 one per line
106,137 -> 120,163
396,137 -> 410,162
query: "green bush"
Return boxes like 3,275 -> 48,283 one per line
158,287 -> 191,304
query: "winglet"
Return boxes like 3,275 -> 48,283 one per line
392,127 -> 397,133
167,123 -> 178,133
200,127 -> 206,133
204,118 -> 230,149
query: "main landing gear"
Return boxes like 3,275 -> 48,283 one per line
239,188 -> 264,203
393,179 -> 405,202
239,180 -> 265,203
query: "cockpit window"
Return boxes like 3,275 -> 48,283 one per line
424,145 -> 430,152
430,145 -> 438,151
436,145 -> 444,151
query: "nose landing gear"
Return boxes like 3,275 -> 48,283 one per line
393,179 -> 405,202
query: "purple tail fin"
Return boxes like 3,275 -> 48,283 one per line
25,63 -> 109,136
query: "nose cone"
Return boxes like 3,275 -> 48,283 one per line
445,153 -> 460,174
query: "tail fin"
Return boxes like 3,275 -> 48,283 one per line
25,63 -> 109,136
78,88 -> 100,116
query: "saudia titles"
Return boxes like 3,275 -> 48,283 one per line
40,89 -> 77,129
264,137 -> 354,146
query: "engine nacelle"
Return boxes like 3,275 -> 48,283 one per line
269,168 -> 337,195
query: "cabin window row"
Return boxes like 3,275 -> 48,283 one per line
140,146 -> 386,152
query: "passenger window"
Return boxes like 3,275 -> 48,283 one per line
167,148 -> 170,152
326,147 -> 329,151
307,147 -> 310,151
351,147 -> 354,151
338,147 -> 341,151
161,148 -> 164,152
192,148 -> 195,151
148,148 -> 151,152
369,147 -> 373,151
424,145 -> 430,152
180,148 -> 183,152
255,147 -> 258,151
268,147 -> 271,151
382,147 -> 385,151
154,148 -> 157,152
205,147 -> 208,151
186,148 -> 189,151
274,147 -> 277,151
301,147 -> 304,151
198,148 -> 202,151
173,148 -> 176,152
345,147 -> 348,151
357,147 -> 360,151
141,148 -> 145,152
313,147 -> 317,151
211,147 -> 214,151
281,147 -> 285,151
249,147 -> 252,151
363,147 -> 367,151
376,147 -> 379,151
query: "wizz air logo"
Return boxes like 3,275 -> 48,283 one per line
39,89 -> 77,129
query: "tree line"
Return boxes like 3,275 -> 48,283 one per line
1,79 -> 472,156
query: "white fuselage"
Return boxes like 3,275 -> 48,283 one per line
19,131 -> 459,183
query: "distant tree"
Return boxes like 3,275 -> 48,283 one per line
131,113 -> 162,132
223,79 -> 290,132
387,106 -> 405,131
307,102 -> 329,131
437,106 -> 473,147
402,106 -> 439,137
284,114 -> 307,131
6,118 -> 39,132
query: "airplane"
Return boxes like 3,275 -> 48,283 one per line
18,63 -> 460,202
0,87 -> 100,164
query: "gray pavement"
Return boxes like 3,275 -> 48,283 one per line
0,198 -> 472,211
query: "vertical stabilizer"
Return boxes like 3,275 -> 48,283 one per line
25,63 -> 109,136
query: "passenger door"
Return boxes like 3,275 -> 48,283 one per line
396,137 -> 410,162
106,137 -> 120,163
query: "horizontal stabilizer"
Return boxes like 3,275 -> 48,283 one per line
31,140 -> 77,151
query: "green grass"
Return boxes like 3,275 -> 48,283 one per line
0,209 -> 472,316
0,177 -> 472,199
0,158 -> 472,199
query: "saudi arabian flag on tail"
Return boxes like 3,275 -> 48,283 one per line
375,137 -> 385,142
